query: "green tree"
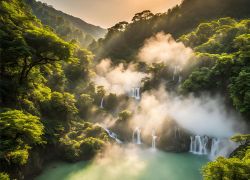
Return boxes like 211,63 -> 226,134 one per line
0,172 -> 10,180
44,92 -> 78,122
231,134 -> 250,145
77,94 -> 94,119
203,156 -> 250,180
0,110 -> 44,165
132,10 -> 154,22
229,69 -> 250,116
118,110 -> 132,122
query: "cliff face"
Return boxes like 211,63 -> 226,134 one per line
110,119 -> 191,152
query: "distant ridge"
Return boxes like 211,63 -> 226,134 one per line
25,0 -> 107,47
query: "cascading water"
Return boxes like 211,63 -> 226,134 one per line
133,127 -> 142,144
131,87 -> 141,100
103,127 -> 122,144
173,66 -> 177,81
189,135 -> 209,155
135,87 -> 140,100
152,130 -> 157,149
131,88 -> 135,98
173,65 -> 182,83
210,138 -> 220,159
189,136 -> 236,159
100,97 -> 104,108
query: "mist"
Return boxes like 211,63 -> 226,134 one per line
138,32 -> 194,67
93,33 -> 244,139
127,87 -> 244,138
92,59 -> 149,95
167,94 -> 244,138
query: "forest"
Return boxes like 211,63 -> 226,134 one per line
0,0 -> 249,179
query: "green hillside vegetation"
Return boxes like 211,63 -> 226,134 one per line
0,0 -> 109,179
0,0 -> 250,179
90,0 -> 250,63
138,17 -> 250,179
203,135 -> 250,180
25,0 -> 107,48
179,18 -> 250,120
177,18 -> 250,180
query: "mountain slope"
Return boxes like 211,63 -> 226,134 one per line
0,0 -> 108,179
92,0 -> 250,62
25,0 -> 107,47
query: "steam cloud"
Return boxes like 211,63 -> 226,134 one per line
128,87 -> 169,134
93,33 -> 244,139
65,144 -> 146,180
92,59 -> 149,95
128,87 -> 244,138
167,94 -> 243,138
138,32 -> 194,67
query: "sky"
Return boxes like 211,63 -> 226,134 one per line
39,0 -> 181,28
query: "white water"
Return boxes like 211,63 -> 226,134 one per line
103,127 -> 122,144
190,135 -> 238,160
190,135 -> 209,155
210,138 -> 220,159
152,129 -> 157,149
173,65 -> 182,83
131,87 -> 140,100
100,97 -> 104,108
152,136 -> 157,149
133,127 -> 142,144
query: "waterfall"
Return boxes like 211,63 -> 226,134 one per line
133,127 -> 142,144
210,138 -> 220,159
173,66 -> 177,81
103,127 -> 122,144
135,87 -> 140,100
152,130 -> 157,149
190,136 -> 237,159
131,88 -> 135,98
131,87 -> 140,100
189,135 -> 209,155
173,65 -> 182,83
209,138 -> 237,160
100,97 -> 104,108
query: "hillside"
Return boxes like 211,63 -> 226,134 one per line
91,0 -> 250,62
0,0 -> 109,179
25,0 -> 107,47
0,0 -> 249,179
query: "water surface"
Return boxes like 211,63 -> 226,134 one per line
36,146 -> 208,180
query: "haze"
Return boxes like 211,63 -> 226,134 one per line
39,0 -> 181,28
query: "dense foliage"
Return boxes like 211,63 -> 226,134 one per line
0,172 -> 9,180
59,121 -> 109,161
0,0 -> 109,179
0,0 -> 250,179
180,18 -> 250,119
24,0 -> 107,48
0,110 -> 44,165
203,135 -> 250,180
179,18 -> 250,180
90,0 -> 250,63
